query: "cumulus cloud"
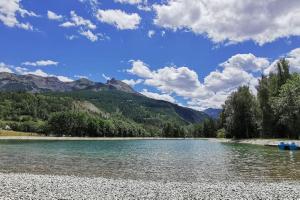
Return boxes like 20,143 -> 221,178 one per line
220,54 -> 270,72
0,62 -> 13,73
127,60 -> 153,78
22,60 -> 59,67
126,52 -> 276,109
264,48 -> 300,74
47,11 -> 63,21
122,79 -> 143,87
79,30 -> 98,42
15,67 -> 73,82
60,11 -> 96,30
287,48 -> 300,73
204,67 -> 258,94
127,60 -> 207,99
96,9 -> 141,30
153,0 -> 300,45
0,0 -> 38,30
140,89 -> 176,103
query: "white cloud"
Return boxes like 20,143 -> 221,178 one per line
22,60 -> 59,67
74,75 -> 88,79
143,66 -> 207,98
126,52 -> 275,109
187,91 -> 229,110
137,5 -> 152,12
78,0 -> 99,12
153,0 -> 300,45
285,48 -> 300,73
102,73 -> 111,80
204,67 -> 258,94
16,67 -> 73,82
264,48 -> 300,74
79,30 -> 98,42
114,0 -> 142,4
141,89 -> 176,103
56,75 -> 73,82
60,21 -> 74,28
127,60 -> 207,98
0,62 -> 13,73
96,9 -> 141,30
60,11 -> 96,30
122,79 -> 143,87
127,60 -> 153,78
47,11 -> 63,21
148,30 -> 155,38
220,54 -> 270,72
204,53 -> 270,94
0,0 -> 37,30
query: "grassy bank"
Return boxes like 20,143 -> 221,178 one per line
0,130 -> 40,137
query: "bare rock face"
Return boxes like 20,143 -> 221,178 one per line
106,78 -> 136,94
0,72 -> 136,94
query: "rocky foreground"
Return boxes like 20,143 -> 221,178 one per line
0,173 -> 299,199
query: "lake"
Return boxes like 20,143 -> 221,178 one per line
0,139 -> 299,182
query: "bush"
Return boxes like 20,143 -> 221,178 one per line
216,128 -> 226,138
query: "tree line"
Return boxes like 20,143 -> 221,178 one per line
220,59 -> 300,139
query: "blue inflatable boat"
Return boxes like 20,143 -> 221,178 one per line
278,142 -> 299,150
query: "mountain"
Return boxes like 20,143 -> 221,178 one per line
203,108 -> 222,119
0,72 -> 209,126
0,72 -> 136,94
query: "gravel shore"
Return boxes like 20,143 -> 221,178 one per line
0,173 -> 299,199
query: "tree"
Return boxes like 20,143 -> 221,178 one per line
257,75 -> 274,137
271,74 -> 300,139
276,58 -> 290,93
223,86 -> 259,139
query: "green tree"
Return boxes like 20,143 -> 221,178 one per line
257,75 -> 274,137
223,86 -> 259,139
271,74 -> 300,139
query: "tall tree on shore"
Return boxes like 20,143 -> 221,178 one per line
271,74 -> 300,139
276,58 -> 290,94
223,86 -> 259,139
257,75 -> 274,137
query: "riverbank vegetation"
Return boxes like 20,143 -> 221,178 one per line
221,59 -> 300,139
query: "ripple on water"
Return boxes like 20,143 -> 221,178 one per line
0,139 -> 299,182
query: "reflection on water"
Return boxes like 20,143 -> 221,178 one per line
0,139 -> 299,182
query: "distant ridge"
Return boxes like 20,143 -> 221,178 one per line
0,72 -> 137,94
203,108 -> 222,119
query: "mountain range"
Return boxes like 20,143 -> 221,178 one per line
0,72 -> 210,125
0,72 -> 135,94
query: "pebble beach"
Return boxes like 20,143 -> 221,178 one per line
0,173 -> 299,199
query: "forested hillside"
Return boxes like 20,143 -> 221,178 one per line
0,89 -> 209,137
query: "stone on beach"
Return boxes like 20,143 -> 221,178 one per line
0,173 -> 299,199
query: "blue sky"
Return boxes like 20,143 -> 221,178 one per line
1,0 -> 300,109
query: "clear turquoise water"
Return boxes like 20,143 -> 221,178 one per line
0,139 -> 299,182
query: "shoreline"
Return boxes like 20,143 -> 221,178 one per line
0,173 -> 299,199
0,135 -> 299,146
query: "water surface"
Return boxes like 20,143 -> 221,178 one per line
0,139 -> 299,182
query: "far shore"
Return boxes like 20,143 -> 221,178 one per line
0,133 -> 299,147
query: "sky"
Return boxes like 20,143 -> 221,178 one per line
0,0 -> 300,110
